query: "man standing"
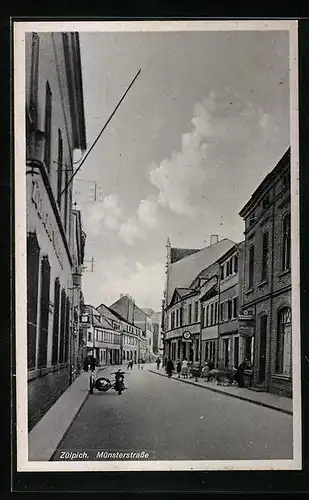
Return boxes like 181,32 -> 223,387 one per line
156,357 -> 161,370
166,358 -> 174,378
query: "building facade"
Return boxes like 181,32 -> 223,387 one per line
110,295 -> 154,361
80,305 -> 121,365
26,32 -> 87,430
96,303 -> 141,363
218,242 -> 245,370
239,148 -> 292,397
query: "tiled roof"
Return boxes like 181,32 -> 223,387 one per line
167,238 -> 236,304
170,247 -> 200,264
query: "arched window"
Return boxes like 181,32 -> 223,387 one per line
276,307 -> 292,375
282,213 -> 291,271
261,232 -> 269,281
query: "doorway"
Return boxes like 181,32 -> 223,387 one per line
259,315 -> 267,382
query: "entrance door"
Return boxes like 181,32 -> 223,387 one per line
259,315 -> 267,382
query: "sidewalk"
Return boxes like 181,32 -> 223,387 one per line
28,367 -> 104,461
148,366 -> 293,415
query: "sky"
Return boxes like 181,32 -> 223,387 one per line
73,28 -> 290,311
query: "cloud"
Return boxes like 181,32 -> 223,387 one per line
118,217 -> 145,245
83,257 -> 165,310
137,199 -> 158,228
149,93 -> 216,216
82,193 -> 123,238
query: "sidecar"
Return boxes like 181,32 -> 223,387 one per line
89,375 -> 113,394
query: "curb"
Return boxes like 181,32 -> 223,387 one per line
149,369 -> 293,416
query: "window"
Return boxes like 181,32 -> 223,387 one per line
245,336 -> 254,367
234,337 -> 239,368
59,290 -> 66,363
220,265 -> 224,280
223,339 -> 229,368
88,331 -> 92,342
282,213 -> 291,271
248,244 -> 255,289
194,301 -> 199,322
232,297 -> 238,319
64,297 -> 70,362
249,214 -> 255,227
188,303 -> 192,324
44,81 -> 52,173
276,307 -> 292,375
210,303 -> 214,326
227,300 -> 233,320
201,306 -> 205,327
214,302 -> 218,324
81,315 -> 89,323
179,308 -> 183,327
29,33 -> 39,126
52,278 -> 60,365
57,129 -> 63,208
205,342 -> 209,362
261,232 -> 269,281
27,233 -> 40,370
38,256 -> 51,368
176,309 -> 179,328
220,302 -> 225,322
234,254 -> 238,273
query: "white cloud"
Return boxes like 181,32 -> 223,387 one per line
149,93 -> 216,216
82,193 -> 123,238
83,257 -> 165,310
118,217 -> 145,245
137,199 -> 158,228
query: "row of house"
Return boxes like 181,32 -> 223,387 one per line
80,295 -> 161,366
26,32 -> 88,430
162,148 -> 292,398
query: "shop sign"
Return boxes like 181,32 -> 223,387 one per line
183,331 -> 191,340
31,180 -> 63,269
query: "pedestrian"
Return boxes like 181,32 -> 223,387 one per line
202,362 -> 210,382
130,359 -> 134,370
90,355 -> 96,372
234,359 -> 247,388
137,358 -> 141,370
181,358 -> 189,379
176,359 -> 182,378
166,358 -> 174,378
156,357 -> 161,370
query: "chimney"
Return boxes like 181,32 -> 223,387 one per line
210,234 -> 219,245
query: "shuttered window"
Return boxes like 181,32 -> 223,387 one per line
27,232 -> 40,370
51,278 -> 60,365
38,256 -> 51,368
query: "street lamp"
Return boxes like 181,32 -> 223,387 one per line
26,129 -> 45,175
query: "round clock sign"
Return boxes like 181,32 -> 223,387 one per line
183,331 -> 191,340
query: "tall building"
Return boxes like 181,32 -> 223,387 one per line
239,148 -> 291,397
110,295 -> 154,361
26,32 -> 87,430
162,237 -> 236,361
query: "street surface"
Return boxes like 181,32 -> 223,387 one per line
56,364 -> 293,461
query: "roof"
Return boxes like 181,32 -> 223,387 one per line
170,247 -> 200,264
97,302 -> 137,327
82,304 -> 114,329
239,148 -> 290,218
167,238 -> 236,304
217,240 -> 245,264
176,287 -> 195,298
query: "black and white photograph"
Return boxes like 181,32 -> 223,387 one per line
14,20 -> 301,471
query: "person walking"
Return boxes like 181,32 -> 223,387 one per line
181,358 -> 189,379
166,358 -> 174,378
234,359 -> 247,388
156,357 -> 161,370
176,359 -> 182,378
